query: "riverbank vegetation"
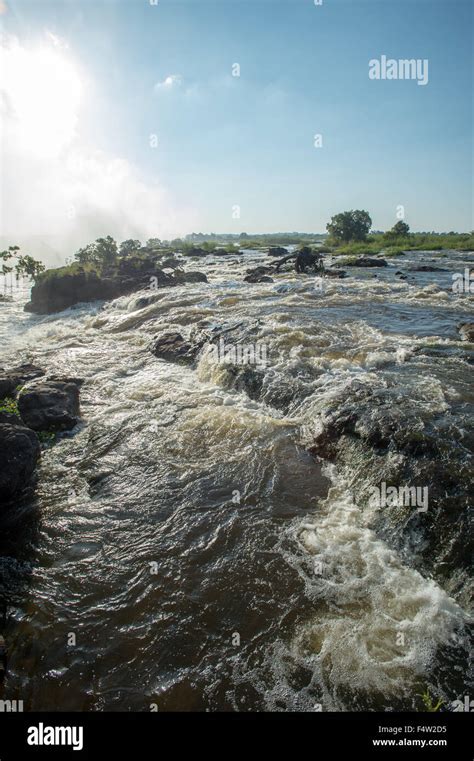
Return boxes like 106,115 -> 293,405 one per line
4,211 -> 473,295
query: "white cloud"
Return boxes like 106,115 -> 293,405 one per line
0,36 -> 195,265
154,73 -> 183,92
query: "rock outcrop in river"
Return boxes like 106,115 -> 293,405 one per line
307,379 -> 472,604
18,380 -> 81,432
0,414 -> 41,506
0,367 -> 83,506
24,260 -> 208,315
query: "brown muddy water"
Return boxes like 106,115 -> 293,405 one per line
0,249 -> 472,711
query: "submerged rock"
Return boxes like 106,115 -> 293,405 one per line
325,269 -> 346,278
409,265 -> 448,272
351,257 -> 388,267
227,366 -> 265,400
0,634 -> 6,681
18,380 -> 81,432
0,418 -> 40,505
244,266 -> 274,283
149,332 -> 203,364
458,323 -> 474,342
183,247 -> 207,257
307,380 -> 472,599
244,274 -> 274,283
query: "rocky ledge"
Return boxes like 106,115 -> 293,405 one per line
25,258 -> 208,315
0,365 -> 83,508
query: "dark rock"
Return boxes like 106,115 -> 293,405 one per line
325,269 -> 346,278
409,265 -> 448,272
307,380 -> 472,596
295,248 -> 324,274
244,266 -> 274,283
18,381 -> 81,432
183,247 -> 207,257
160,258 -> 181,269
458,323 -> 474,342
244,274 -> 274,283
267,247 -> 288,257
0,412 -> 23,426
117,257 -> 155,276
245,265 -> 272,275
0,420 -> 40,504
352,257 -> 388,267
228,367 -> 265,400
0,634 -> 6,680
25,271 -> 123,314
134,296 -> 155,310
149,332 -> 202,364
25,264 -> 176,315
47,376 -> 85,388
0,364 -> 45,398
173,270 -> 208,284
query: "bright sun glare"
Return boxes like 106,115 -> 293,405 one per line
1,37 -> 83,159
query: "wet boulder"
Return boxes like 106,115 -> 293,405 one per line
0,418 -> 41,505
325,269 -> 346,278
351,257 -> 388,267
458,323 -> 474,342
0,364 -> 45,399
184,247 -> 207,257
307,380 -> 472,598
244,266 -> 274,284
228,366 -> 265,400
18,380 -> 81,432
409,264 -> 448,272
24,263 -> 179,314
25,270 -> 123,314
244,275 -> 274,283
149,332 -> 203,365
267,247 -> 288,257
0,634 -> 6,680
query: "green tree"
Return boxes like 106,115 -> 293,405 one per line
385,220 -> 410,238
1,246 -> 45,292
74,236 -> 118,269
119,239 -> 141,257
74,243 -> 96,265
326,210 -> 372,243
15,254 -> 45,279
95,236 -> 118,267
146,238 -> 161,248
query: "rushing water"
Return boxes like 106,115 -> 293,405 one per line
0,250 -> 472,711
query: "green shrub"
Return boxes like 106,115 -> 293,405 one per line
0,397 -> 20,416
38,431 -> 56,446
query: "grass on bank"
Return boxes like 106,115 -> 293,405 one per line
328,232 -> 474,257
0,395 -> 56,446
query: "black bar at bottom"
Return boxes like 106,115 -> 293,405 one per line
0,711 -> 472,759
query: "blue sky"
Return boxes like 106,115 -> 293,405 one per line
1,0 -> 473,244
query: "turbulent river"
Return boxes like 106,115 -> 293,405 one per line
0,249 -> 472,712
